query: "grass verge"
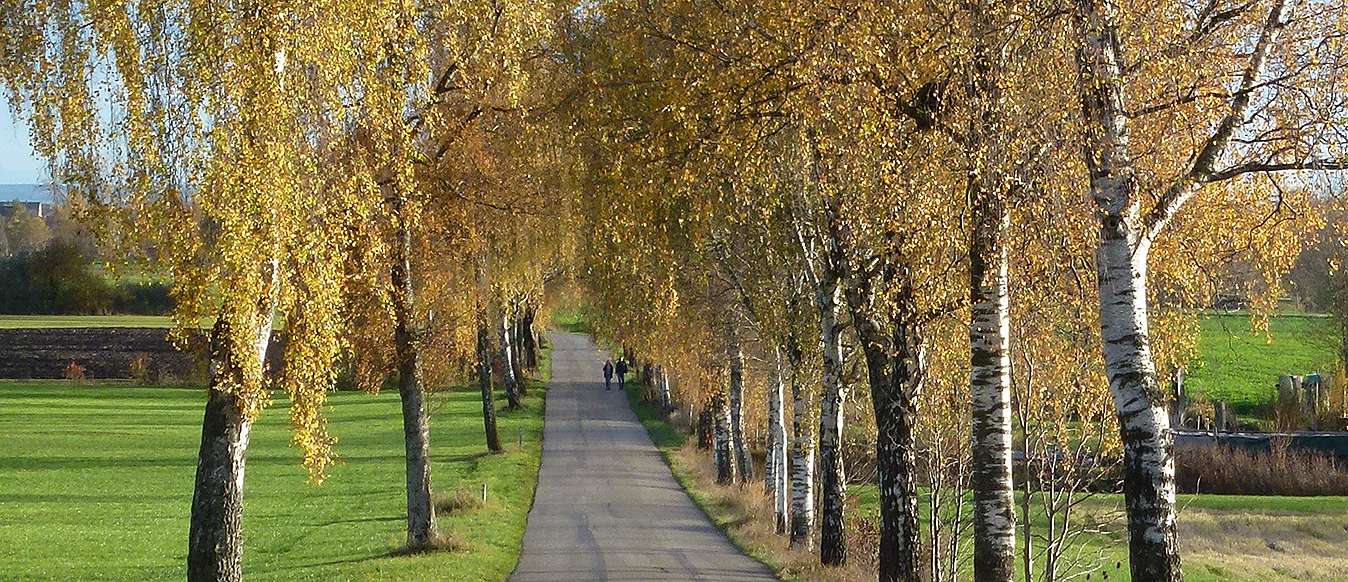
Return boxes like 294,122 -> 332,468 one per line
551,304 -> 593,335
0,342 -> 551,581
622,382 -> 1348,582
622,381 -> 864,581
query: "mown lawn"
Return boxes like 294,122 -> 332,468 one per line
1188,313 -> 1340,414
0,314 -> 176,328
0,347 -> 549,581
551,304 -> 593,335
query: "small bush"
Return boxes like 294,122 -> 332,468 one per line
63,361 -> 87,382
128,354 -> 151,384
1176,442 -> 1348,496
0,241 -> 173,315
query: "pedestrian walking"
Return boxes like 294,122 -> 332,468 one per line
615,359 -> 629,390
602,359 -> 614,391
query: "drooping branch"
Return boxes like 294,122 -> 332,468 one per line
1143,0 -> 1294,241
1204,158 -> 1348,183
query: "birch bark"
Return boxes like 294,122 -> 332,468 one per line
728,333 -> 752,483
187,313 -> 273,582
390,195 -> 436,549
817,278 -> 848,566
768,357 -> 789,533
968,3 -> 1016,579
846,295 -> 923,582
969,206 -> 1016,581
499,311 -> 522,410
713,391 -> 737,484
785,337 -> 815,550
477,316 -> 502,453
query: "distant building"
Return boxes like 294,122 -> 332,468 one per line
0,201 -> 50,220
0,184 -> 57,221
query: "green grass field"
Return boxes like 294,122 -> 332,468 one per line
551,305 -> 593,335
0,314 -> 176,328
0,349 -> 549,581
1187,313 -> 1340,414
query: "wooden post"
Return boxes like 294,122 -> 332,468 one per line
1278,375 -> 1303,429
1169,367 -> 1187,429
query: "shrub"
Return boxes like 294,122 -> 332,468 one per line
1176,442 -> 1348,496
0,241 -> 173,315
128,354 -> 151,384
847,513 -> 881,569
114,282 -> 173,314
63,361 -> 87,382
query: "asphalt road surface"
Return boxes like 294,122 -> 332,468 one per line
510,332 -> 777,582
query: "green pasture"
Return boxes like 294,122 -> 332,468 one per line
0,347 -> 549,581
6,308 -> 1341,419
1187,313 -> 1340,414
551,304 -> 593,335
0,314 -> 176,328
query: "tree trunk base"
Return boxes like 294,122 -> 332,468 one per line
187,388 -> 251,582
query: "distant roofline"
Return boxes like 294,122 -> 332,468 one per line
0,183 -> 57,203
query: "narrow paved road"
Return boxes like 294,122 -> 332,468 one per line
511,332 -> 777,582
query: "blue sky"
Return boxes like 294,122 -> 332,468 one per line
0,112 -> 43,184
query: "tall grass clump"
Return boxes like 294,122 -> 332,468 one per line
1176,442 -> 1348,496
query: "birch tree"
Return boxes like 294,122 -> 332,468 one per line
726,325 -> 753,482
965,3 -> 1017,577
1067,1 -> 1347,578
793,193 -> 852,567
0,1 -> 410,576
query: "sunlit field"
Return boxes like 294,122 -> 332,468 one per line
0,349 -> 548,581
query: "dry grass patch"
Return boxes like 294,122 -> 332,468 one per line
1181,508 -> 1348,582
668,444 -> 875,582
673,437 -> 1348,582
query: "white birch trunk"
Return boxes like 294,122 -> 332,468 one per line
728,335 -> 752,482
713,392 -> 736,485
187,312 -> 272,582
967,2 -> 1017,578
771,360 -> 789,534
659,366 -> 672,412
391,202 -> 436,550
786,342 -> 815,550
477,314 -> 502,452
1072,3 -> 1188,578
969,217 -> 1015,581
499,311 -> 521,410
1098,236 -> 1180,580
766,374 -> 780,493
